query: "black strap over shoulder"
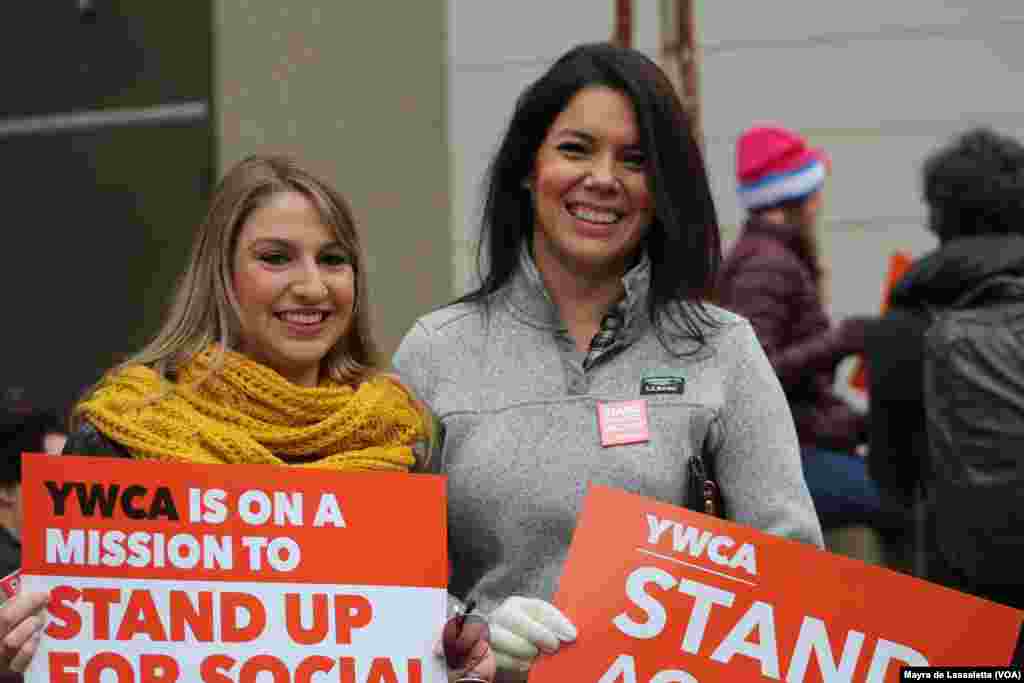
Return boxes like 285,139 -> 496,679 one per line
62,422 -> 132,459
688,448 -> 724,518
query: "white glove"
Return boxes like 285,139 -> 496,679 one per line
487,597 -> 577,674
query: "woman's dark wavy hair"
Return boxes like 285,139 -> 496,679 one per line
457,42 -> 722,353
923,127 -> 1024,241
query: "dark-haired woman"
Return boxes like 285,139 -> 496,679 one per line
394,42 -> 822,682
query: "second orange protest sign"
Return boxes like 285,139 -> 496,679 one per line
850,250 -> 913,393
531,485 -> 1023,683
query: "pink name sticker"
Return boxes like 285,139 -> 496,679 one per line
596,399 -> 650,447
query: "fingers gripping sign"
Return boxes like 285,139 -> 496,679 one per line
0,585 -> 50,674
441,601 -> 496,683
489,597 -> 577,674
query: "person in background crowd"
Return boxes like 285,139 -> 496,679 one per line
0,155 -> 493,682
0,407 -> 65,682
395,43 -> 822,683
0,390 -> 67,457
0,408 -> 66,576
866,127 -> 1024,606
716,124 -> 885,539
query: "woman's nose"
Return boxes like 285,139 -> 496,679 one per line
291,265 -> 328,299
584,155 -> 619,191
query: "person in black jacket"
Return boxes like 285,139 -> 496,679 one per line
0,405 -> 66,682
865,128 -> 1024,600
0,406 -> 66,577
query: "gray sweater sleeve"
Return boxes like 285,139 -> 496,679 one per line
709,321 -> 825,548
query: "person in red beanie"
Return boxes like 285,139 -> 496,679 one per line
717,124 -> 884,534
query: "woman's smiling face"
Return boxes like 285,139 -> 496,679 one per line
529,86 -> 653,280
232,190 -> 355,386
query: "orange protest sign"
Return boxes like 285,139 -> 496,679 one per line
850,251 -> 914,392
21,454 -> 447,683
530,485 -> 1024,683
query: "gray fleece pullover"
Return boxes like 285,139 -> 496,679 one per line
393,252 -> 823,614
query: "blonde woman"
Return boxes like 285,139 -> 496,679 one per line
1,155 -> 493,682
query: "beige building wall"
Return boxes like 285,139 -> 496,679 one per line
215,3 -> 451,361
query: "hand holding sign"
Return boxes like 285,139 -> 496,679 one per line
442,603 -> 496,682
488,596 -> 576,674
0,587 -> 49,673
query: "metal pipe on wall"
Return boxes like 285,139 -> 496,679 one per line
0,101 -> 208,139
615,0 -> 633,47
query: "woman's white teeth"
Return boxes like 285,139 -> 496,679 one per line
280,311 -> 326,324
569,204 -> 621,224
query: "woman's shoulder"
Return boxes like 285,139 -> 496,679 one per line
685,303 -> 753,340
407,301 -> 484,336
397,302 -> 490,359
685,304 -> 765,362
395,302 -> 495,399
652,303 -> 761,366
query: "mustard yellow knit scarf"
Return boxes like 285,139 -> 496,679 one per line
77,346 -> 426,472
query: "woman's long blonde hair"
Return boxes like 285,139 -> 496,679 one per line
75,155 -> 379,418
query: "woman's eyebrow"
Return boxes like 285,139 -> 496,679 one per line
553,129 -> 642,151
248,238 -> 292,249
317,241 -> 348,254
247,238 -> 344,251
553,129 -> 595,142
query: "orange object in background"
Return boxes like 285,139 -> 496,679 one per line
849,251 -> 913,393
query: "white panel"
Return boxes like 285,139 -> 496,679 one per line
449,56 -> 542,291
449,0 -> 614,63
699,1 -> 1022,44
449,60 -> 551,290
633,0 -> 662,58
702,27 -> 1024,138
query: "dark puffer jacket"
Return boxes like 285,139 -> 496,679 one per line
866,233 -> 1024,502
718,217 -> 864,451
61,421 -> 130,459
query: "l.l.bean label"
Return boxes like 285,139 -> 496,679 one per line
640,372 -> 685,396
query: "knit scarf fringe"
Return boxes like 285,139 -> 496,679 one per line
77,346 -> 425,472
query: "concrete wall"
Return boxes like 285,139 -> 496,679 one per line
216,2 -> 450,360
